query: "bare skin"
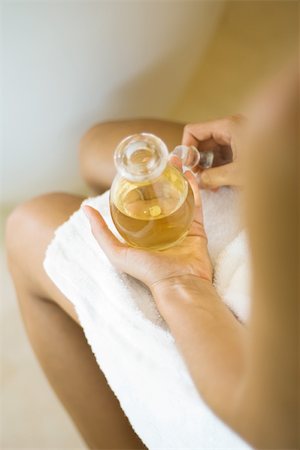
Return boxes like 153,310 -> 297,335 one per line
6,70 -> 298,450
6,120 -> 184,449
5,193 -> 146,449
82,71 -> 298,449
79,118 -> 184,193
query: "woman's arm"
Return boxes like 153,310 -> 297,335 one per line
236,68 -> 298,448
83,68 -> 298,448
151,275 -> 247,424
83,171 -> 249,439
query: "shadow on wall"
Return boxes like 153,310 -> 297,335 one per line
3,0 -> 297,206
2,1 -> 223,206
73,7 -> 225,129
173,0 -> 299,122
91,49 -> 194,121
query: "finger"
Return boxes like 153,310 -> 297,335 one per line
182,117 -> 241,148
182,119 -> 232,147
199,162 -> 240,189
184,170 -> 203,223
169,154 -> 183,172
82,205 -> 125,260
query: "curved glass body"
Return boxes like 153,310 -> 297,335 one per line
110,165 -> 194,250
109,133 -> 195,250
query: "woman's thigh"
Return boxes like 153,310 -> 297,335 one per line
6,120 -> 185,316
6,192 -> 84,323
6,192 -> 147,449
6,119 -> 185,312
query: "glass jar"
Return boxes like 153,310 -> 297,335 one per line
109,133 -> 197,250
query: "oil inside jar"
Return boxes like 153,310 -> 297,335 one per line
110,165 -> 194,250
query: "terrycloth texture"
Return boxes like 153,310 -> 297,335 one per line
44,188 -> 251,450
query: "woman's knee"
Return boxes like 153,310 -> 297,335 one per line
79,120 -> 124,190
79,118 -> 185,157
6,193 -> 83,320
6,194 -> 46,266
5,192 -> 83,270
79,118 -> 185,192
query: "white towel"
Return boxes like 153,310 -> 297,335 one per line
44,187 -> 251,450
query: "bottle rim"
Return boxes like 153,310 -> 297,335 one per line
113,132 -> 169,182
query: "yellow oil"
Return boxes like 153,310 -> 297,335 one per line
110,165 -> 194,250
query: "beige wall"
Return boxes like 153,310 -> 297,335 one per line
3,1 -> 297,206
173,1 -> 298,122
2,1 -> 223,206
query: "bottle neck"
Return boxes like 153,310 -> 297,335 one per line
114,133 -> 169,182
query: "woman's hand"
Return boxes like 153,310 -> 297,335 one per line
182,115 -> 245,189
83,170 -> 212,291
83,163 -> 246,432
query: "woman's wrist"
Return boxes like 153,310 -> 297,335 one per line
150,274 -> 212,294
150,274 -> 218,317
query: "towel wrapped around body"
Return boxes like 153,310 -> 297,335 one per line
44,187 -> 251,450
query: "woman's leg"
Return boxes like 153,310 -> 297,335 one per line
6,193 -> 145,450
6,118 -> 184,448
80,118 -> 185,193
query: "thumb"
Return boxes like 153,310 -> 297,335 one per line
199,162 -> 240,189
82,205 -> 125,263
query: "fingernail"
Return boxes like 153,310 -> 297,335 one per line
195,172 -> 201,184
201,172 -> 208,184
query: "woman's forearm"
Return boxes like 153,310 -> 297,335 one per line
151,275 -> 247,428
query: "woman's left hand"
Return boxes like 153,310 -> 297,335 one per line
83,167 -> 212,291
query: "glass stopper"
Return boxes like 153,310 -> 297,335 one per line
172,145 -> 214,170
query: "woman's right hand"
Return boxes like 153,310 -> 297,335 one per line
182,115 -> 245,189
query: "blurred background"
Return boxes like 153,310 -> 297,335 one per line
1,1 -> 298,448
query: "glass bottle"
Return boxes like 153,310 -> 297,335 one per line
109,133 -> 214,250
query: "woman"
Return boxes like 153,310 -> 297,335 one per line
6,68 -> 297,449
